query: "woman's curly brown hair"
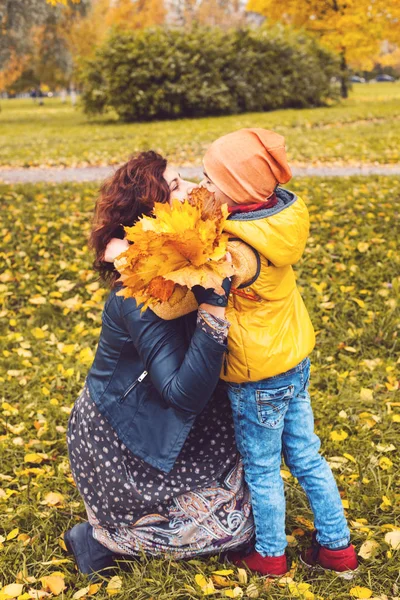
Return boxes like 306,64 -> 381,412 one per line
90,151 -> 170,286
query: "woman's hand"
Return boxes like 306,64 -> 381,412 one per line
104,238 -> 129,263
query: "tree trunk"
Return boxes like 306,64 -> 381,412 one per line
340,50 -> 348,99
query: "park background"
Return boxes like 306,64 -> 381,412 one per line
0,1 -> 399,599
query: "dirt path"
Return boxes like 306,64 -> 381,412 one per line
1,164 -> 400,184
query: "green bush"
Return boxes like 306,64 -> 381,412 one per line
80,26 -> 340,121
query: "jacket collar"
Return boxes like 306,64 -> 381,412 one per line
228,188 -> 297,221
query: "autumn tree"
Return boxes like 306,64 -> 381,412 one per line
168,0 -> 246,28
247,0 -> 400,97
0,0 -> 88,91
62,0 -> 166,78
107,0 -> 166,30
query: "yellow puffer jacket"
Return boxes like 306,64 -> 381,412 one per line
222,188 -> 315,383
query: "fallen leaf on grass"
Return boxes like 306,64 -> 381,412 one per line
28,590 -> 51,599
0,584 -> 24,599
360,388 -> 373,401
224,588 -> 243,598
384,530 -> 400,549
194,574 -> 216,595
24,453 -> 46,465
88,583 -> 102,595
73,587 -> 90,599
286,534 -> 298,546
378,456 -> 393,470
237,569 -> 247,585
350,586 -> 373,598
6,528 -> 19,541
17,534 -> 30,545
40,575 -> 66,595
212,576 -> 234,588
376,444 -> 396,452
245,583 -> 259,598
40,559 -> 72,566
288,582 -> 313,598
106,576 -> 122,596
295,516 -> 314,530
358,540 -> 381,559
330,430 -> 348,441
40,492 -> 65,506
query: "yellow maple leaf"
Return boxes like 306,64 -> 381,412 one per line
116,190 -> 233,310
40,575 -> 66,596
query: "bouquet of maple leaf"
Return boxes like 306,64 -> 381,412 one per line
115,187 -> 234,310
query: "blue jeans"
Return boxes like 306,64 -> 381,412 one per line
227,358 -> 350,557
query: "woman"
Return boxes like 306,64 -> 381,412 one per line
65,151 -> 254,579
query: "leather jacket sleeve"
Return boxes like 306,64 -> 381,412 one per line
122,302 -> 226,416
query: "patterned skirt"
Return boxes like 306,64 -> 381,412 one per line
67,384 -> 254,558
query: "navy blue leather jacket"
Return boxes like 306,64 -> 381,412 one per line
86,287 -> 227,473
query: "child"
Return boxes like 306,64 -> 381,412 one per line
198,128 -> 358,578
106,130 -> 358,578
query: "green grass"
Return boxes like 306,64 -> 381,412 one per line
1,83 -> 400,168
0,177 -> 399,598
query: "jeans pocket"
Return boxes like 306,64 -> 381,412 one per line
256,385 -> 294,429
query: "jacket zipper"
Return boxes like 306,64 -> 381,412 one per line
120,370 -> 148,402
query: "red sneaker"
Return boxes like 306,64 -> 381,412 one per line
230,549 -> 287,577
301,534 -> 358,580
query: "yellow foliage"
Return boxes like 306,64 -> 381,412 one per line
247,0 -> 400,69
64,0 -> 166,67
117,189 -> 233,310
0,52 -> 26,92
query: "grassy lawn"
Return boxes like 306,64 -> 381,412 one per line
1,83 -> 399,169
1,176 -> 399,599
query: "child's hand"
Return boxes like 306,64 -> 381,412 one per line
104,238 -> 129,263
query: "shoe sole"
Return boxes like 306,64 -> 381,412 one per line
299,554 -> 359,580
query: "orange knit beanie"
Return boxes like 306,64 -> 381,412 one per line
203,128 -> 292,204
